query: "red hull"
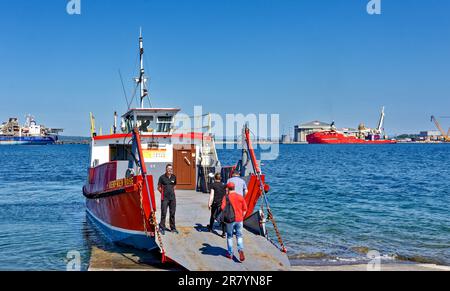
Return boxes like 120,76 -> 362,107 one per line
85,187 -> 152,233
83,161 -> 158,250
84,184 -> 158,250
307,131 -> 397,144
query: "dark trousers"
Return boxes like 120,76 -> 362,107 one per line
209,203 -> 225,234
160,199 -> 176,230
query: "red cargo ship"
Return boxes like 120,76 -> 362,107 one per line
307,131 -> 397,144
307,107 -> 397,144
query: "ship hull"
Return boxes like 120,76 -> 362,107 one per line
0,136 -> 56,145
86,204 -> 157,251
307,132 -> 397,144
85,189 -> 158,250
83,162 -> 158,251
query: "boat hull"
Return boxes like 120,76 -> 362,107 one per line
0,136 -> 56,145
85,189 -> 158,251
307,132 -> 397,144
83,161 -> 158,251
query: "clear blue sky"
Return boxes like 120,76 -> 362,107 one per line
1,0 -> 450,136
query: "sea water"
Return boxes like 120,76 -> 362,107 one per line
0,144 -> 448,270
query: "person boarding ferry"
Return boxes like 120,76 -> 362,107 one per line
221,182 -> 248,262
227,172 -> 248,197
208,173 -> 226,237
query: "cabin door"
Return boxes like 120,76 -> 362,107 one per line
173,145 -> 196,190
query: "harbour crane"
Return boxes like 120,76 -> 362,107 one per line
431,116 -> 450,142
375,106 -> 385,135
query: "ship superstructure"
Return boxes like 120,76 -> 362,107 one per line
307,107 -> 397,144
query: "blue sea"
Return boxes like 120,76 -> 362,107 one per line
0,144 -> 449,270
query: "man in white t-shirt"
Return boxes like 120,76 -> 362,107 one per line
227,172 -> 248,197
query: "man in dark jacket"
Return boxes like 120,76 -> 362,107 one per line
208,173 -> 226,237
158,164 -> 178,235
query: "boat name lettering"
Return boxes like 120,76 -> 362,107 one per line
108,178 -> 134,189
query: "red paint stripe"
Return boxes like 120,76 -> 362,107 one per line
244,174 -> 265,220
93,133 -> 131,141
133,129 -> 157,219
125,108 -> 180,112
245,128 -> 260,173
93,132 -> 210,141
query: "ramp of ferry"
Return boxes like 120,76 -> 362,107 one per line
155,190 -> 291,271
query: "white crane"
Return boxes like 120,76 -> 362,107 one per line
375,106 -> 385,135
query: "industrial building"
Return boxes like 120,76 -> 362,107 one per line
294,121 -> 331,143
420,131 -> 441,138
280,134 -> 292,144
418,130 -> 443,141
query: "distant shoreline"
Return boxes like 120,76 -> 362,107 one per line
53,136 -> 450,146
56,136 -> 90,145
54,140 -> 450,145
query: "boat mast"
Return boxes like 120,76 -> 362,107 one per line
138,28 -> 149,108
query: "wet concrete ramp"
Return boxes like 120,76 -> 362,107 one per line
155,190 -> 291,271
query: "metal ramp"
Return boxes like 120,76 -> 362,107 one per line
155,190 -> 291,271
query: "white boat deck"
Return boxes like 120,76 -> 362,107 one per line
154,190 -> 291,271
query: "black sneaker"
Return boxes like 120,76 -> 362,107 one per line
171,229 -> 179,235
159,228 -> 166,235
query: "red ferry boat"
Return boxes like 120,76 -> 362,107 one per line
307,107 -> 397,144
82,31 -> 287,264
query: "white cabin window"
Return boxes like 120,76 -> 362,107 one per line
110,144 -> 132,162
157,116 -> 173,133
123,118 -> 133,133
137,116 -> 154,133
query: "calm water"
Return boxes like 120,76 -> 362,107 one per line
0,144 -> 449,270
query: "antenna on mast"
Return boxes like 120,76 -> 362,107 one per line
135,27 -> 149,108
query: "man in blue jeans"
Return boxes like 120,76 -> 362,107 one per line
221,182 -> 248,262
